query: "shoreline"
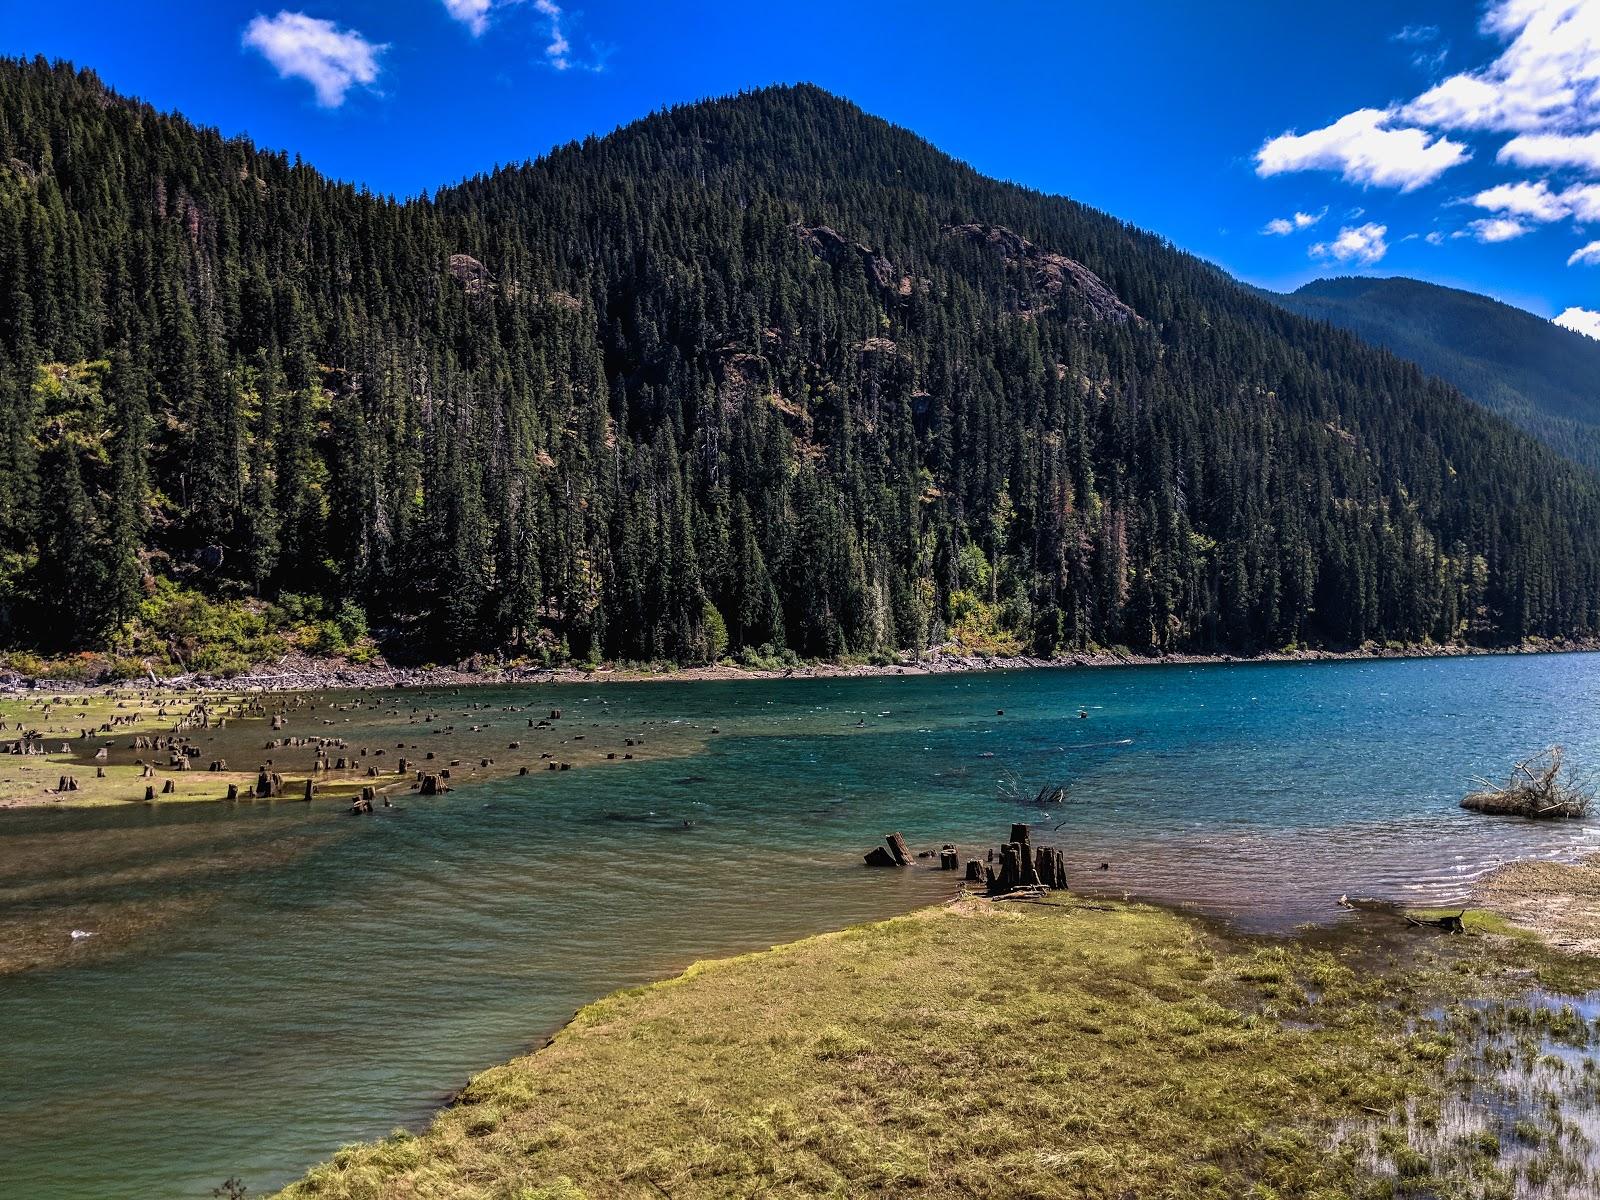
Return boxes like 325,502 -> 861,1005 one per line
270,868 -> 1600,1200
8,635 -> 1599,696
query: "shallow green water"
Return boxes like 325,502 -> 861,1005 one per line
3,656 -> 1600,1198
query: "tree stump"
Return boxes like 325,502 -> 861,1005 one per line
161,779 -> 176,794
885,832 -> 912,866
965,858 -> 983,882
226,784 -> 239,801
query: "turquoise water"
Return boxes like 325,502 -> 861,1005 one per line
3,655 -> 1600,1198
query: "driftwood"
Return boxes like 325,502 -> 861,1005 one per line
1461,747 -> 1592,819
1405,910 -> 1465,934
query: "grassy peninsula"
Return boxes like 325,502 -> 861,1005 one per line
275,892 -> 1600,1200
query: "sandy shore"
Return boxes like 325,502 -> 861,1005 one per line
7,636 -> 1596,696
1474,854 -> 1600,956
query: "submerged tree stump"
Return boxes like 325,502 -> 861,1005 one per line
983,826 -> 1068,896
863,831 -> 914,868
885,831 -> 912,866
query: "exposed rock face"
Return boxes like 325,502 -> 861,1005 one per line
447,253 -> 494,296
794,223 -> 898,292
944,223 -> 1141,325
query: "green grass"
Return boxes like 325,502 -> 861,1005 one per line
273,896 -> 1600,1199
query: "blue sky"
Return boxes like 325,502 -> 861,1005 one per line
3,0 -> 1599,333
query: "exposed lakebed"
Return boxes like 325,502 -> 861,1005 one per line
4,654 -> 1600,1198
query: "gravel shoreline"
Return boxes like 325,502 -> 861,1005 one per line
4,638 -> 1598,695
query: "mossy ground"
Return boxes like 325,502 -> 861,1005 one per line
275,895 -> 1600,1200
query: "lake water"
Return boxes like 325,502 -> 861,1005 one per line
3,655 -> 1600,1198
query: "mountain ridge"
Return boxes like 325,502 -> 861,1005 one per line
1270,274 -> 1600,472
2,61 -> 1598,673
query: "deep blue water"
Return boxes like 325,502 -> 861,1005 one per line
3,655 -> 1599,1198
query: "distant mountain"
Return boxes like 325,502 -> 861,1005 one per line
1272,276 -> 1600,473
3,61 -> 1600,667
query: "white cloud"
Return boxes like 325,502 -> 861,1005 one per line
1310,222 -> 1390,265
1555,306 -> 1600,336
1571,239 -> 1600,264
1471,178 -> 1569,219
1401,0 -> 1600,134
1425,230 -> 1448,244
443,0 -> 492,36
1499,129 -> 1600,173
243,12 -> 384,107
1471,177 -> 1600,222
1468,215 -> 1533,241
1261,208 -> 1327,235
1565,183 -> 1600,219
1256,109 -> 1470,191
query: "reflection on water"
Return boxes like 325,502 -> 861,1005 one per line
3,654 -> 1600,1198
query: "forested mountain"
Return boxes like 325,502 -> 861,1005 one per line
1272,276 -> 1600,474
2,58 -> 1599,671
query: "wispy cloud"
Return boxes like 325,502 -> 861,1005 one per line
1570,240 -> 1600,266
243,11 -> 384,107
1255,109 -> 1469,192
1310,222 -> 1390,266
534,0 -> 573,69
1392,24 -> 1441,45
440,0 -> 601,70
1261,207 -> 1328,236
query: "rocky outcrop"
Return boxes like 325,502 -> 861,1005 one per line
447,253 -> 494,296
944,223 -> 1141,325
794,223 -> 899,293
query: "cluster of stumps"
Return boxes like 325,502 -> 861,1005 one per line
862,822 -> 1067,896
